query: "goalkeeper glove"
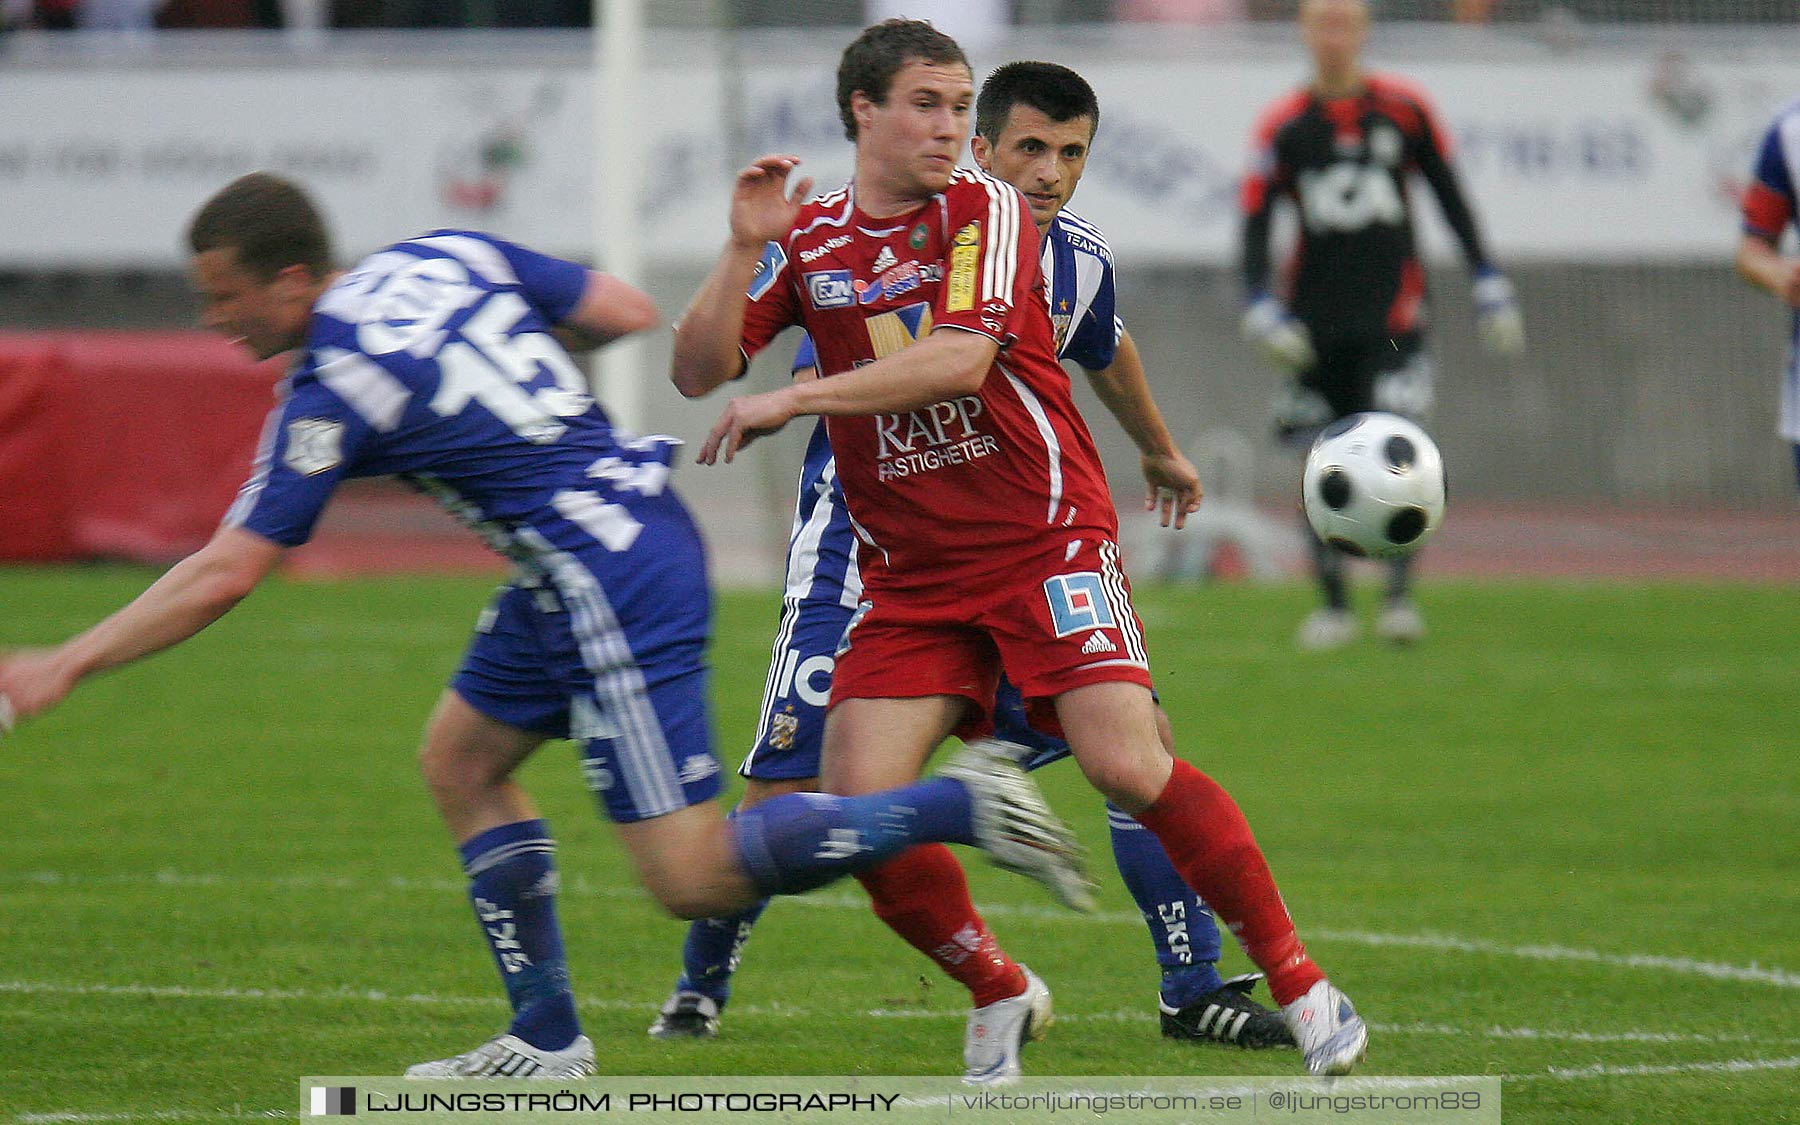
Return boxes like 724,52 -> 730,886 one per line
1241,292 -> 1316,373
1473,266 -> 1525,355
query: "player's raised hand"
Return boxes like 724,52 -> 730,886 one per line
697,388 -> 799,465
1241,293 -> 1315,373
730,155 -> 815,250
1141,450 -> 1203,530
1473,267 -> 1526,355
0,648 -> 77,735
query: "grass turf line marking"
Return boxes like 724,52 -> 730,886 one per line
8,979 -> 1800,1051
12,868 -> 1799,992
1523,1055 -> 1800,1081
17,1112 -> 288,1124
1307,927 -> 1800,991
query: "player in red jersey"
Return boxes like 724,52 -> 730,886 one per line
672,19 -> 1368,1080
1242,0 -> 1523,650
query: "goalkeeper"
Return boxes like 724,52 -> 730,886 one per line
1240,0 -> 1522,650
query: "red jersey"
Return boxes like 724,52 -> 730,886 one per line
740,168 -> 1117,600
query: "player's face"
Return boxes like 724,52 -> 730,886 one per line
192,248 -> 312,361
854,59 -> 973,203
1302,0 -> 1368,76
971,105 -> 1095,231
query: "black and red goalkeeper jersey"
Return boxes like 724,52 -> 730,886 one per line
1241,73 -> 1491,345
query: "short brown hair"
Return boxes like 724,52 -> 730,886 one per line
187,172 -> 333,280
835,18 -> 968,142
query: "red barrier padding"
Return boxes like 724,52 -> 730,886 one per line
0,332 -> 283,563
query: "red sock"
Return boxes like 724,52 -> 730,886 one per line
856,844 -> 1026,1008
1133,759 -> 1326,1006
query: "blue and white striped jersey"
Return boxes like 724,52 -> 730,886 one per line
1041,208 -> 1123,373
779,207 -> 1123,608
226,230 -> 675,567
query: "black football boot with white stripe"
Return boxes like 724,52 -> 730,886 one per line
1159,973 -> 1297,1050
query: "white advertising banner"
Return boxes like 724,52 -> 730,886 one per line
0,53 -> 1790,267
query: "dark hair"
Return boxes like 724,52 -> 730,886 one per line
836,18 -> 968,142
186,172 -> 333,280
975,61 -> 1101,146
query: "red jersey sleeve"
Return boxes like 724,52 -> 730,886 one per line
935,173 -> 1038,344
1241,89 -> 1307,216
739,238 -> 800,364
1743,117 -> 1796,239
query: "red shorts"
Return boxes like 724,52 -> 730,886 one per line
830,537 -> 1152,736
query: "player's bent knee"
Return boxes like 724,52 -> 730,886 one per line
1075,749 -> 1174,813
617,802 -> 756,919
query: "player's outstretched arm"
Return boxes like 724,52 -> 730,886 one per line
1736,233 -> 1800,308
671,155 -> 813,398
0,526 -> 284,731
1081,329 -> 1202,528
698,328 -> 997,465
552,272 -> 659,353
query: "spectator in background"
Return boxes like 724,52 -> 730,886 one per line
1737,95 -> 1800,490
1239,0 -> 1522,650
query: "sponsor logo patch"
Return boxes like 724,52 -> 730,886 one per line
747,240 -> 787,301
872,245 -> 898,273
855,260 -> 942,306
799,234 -> 854,264
283,417 -> 345,476
804,269 -> 855,309
946,222 -> 980,312
1043,572 -> 1118,638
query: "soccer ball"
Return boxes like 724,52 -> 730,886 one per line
1302,412 -> 1445,559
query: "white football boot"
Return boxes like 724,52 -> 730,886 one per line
941,738 -> 1096,912
1375,599 -> 1426,645
963,966 -> 1053,1086
405,1033 -> 596,1078
1280,980 -> 1368,1076
1296,608 -> 1358,651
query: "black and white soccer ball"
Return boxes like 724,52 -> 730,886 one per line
1302,412 -> 1446,559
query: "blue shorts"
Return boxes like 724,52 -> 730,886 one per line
737,593 -> 1077,781
451,496 -> 724,824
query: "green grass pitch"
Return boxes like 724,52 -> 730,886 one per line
0,567 -> 1795,1123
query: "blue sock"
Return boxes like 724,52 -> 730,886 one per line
731,778 -> 974,896
675,901 -> 768,1008
675,809 -> 769,1008
1107,801 -> 1225,1008
459,819 -> 579,1050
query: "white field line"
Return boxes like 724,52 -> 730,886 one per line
1526,1055 -> 1800,1080
10,868 -> 1799,992
6,978 -> 1799,1052
17,1113 -> 288,1124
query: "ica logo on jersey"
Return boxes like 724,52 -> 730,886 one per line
1297,163 -> 1405,234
